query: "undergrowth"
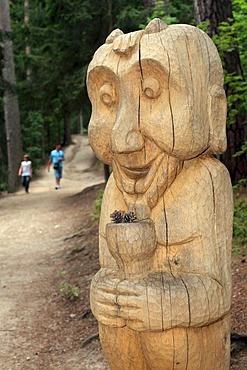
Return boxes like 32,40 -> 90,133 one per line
233,196 -> 247,256
91,189 -> 104,221
58,271 -> 80,300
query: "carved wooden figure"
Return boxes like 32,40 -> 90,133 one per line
87,18 -> 233,370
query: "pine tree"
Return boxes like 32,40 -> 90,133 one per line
0,0 -> 22,192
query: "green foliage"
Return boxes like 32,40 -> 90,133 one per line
233,178 -> 247,194
211,0 -> 247,109
171,0 -> 194,24
146,1 -> 178,25
0,167 -> 8,192
91,189 -> 104,221
232,195 -> 247,255
116,5 -> 148,33
211,14 -> 247,166
197,20 -> 210,33
223,73 -> 247,126
200,20 -> 247,128
234,141 -> 247,157
231,0 -> 247,159
9,0 -> 111,158
199,0 -> 247,165
232,0 -> 247,78
141,0 -> 194,27
21,111 -> 43,172
58,271 -> 80,300
58,281 -> 80,300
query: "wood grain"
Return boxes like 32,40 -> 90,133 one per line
87,18 -> 233,370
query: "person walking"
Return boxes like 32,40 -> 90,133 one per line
47,144 -> 65,189
18,154 -> 32,193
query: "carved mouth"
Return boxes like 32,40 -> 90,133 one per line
112,138 -> 165,186
120,166 -> 150,179
114,150 -> 164,182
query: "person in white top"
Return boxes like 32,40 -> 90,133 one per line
18,154 -> 32,193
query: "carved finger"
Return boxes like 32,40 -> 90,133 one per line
96,302 -> 119,317
116,295 -> 141,308
117,281 -> 143,296
118,307 -> 142,321
95,313 -> 125,328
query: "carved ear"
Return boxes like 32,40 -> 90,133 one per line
144,18 -> 168,34
106,29 -> 124,44
208,85 -> 227,154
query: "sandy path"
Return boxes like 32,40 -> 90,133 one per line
0,135 -> 105,369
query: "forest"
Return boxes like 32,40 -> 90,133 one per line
0,0 -> 246,192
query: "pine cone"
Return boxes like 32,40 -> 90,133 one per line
110,210 -> 124,223
123,211 -> 137,223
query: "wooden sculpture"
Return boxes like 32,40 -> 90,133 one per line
87,18 -> 233,370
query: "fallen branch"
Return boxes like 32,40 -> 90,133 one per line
81,332 -> 99,348
64,225 -> 97,241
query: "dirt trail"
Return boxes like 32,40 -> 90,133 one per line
0,135 -> 108,369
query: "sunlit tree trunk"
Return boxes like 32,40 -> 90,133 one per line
79,110 -> 84,135
64,114 -> 71,145
0,142 -> 4,183
144,0 -> 157,6
107,0 -> 113,33
143,0 -> 170,6
0,0 -> 22,192
194,0 -> 231,35
24,0 -> 31,80
194,0 -> 247,184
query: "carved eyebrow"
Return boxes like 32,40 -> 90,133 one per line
133,59 -> 186,91
88,65 -> 110,75
88,66 -> 118,85
88,60 -> 186,93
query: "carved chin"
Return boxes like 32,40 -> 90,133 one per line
113,155 -> 183,209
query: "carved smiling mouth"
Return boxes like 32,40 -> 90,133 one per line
114,149 -> 165,183
120,166 -> 150,179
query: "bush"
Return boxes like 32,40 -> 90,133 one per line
91,189 -> 104,221
233,195 -> 247,255
58,271 -> 80,300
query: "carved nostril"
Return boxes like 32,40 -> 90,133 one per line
111,129 -> 144,153
126,131 -> 144,149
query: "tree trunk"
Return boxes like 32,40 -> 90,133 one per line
107,0 -> 113,33
64,114 -> 71,145
0,0 -> 22,192
24,0 -> 31,80
143,0 -> 170,6
194,0 -> 232,36
79,109 -> 84,135
193,0 -> 247,184
143,0 -> 158,7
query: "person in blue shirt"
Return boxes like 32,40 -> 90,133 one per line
47,144 -> 65,189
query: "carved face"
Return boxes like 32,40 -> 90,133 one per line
87,21 -> 226,204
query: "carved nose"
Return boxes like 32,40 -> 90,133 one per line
110,122 -> 144,153
110,97 -> 145,153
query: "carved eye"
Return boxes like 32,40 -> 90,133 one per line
142,77 -> 160,99
99,83 -> 115,106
